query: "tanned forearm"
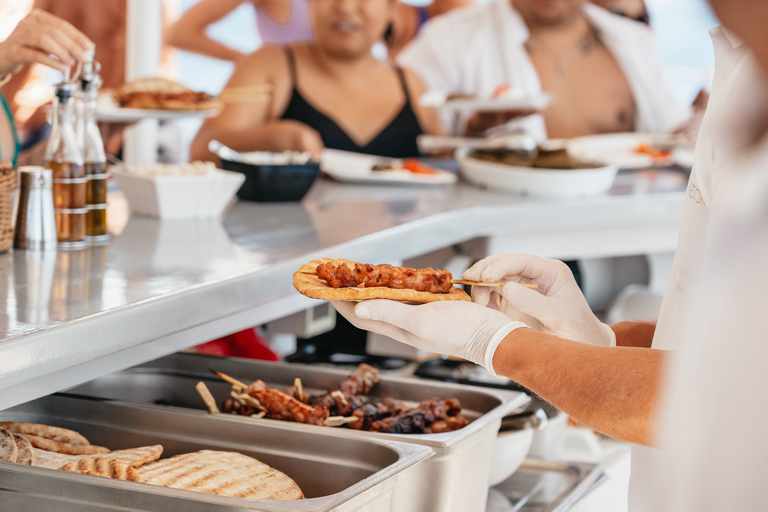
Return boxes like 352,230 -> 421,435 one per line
611,320 -> 657,348
493,328 -> 666,446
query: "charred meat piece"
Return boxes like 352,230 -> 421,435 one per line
315,262 -> 453,294
245,380 -> 328,425
281,385 -> 311,404
339,363 -> 379,396
370,398 -> 463,434
428,416 -> 470,433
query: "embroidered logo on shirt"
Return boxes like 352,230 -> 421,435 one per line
688,180 -> 705,205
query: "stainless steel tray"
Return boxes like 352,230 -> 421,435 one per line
0,394 -> 432,512
68,353 -> 531,512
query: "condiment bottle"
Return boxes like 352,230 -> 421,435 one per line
76,46 -> 108,242
46,80 -> 86,249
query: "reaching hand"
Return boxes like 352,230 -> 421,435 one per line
332,299 -> 528,375
464,253 -> 616,347
0,9 -> 93,76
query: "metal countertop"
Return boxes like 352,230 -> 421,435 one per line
0,170 -> 687,409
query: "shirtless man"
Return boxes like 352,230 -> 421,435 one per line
397,0 -> 687,139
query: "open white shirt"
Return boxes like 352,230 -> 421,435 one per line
629,27 -> 768,512
397,0 -> 689,139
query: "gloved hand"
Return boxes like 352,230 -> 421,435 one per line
332,300 -> 528,376
464,253 -> 616,347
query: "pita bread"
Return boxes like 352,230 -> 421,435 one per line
293,258 -> 470,304
12,434 -> 35,465
138,450 -> 303,500
76,470 -> 108,477
59,457 -> 144,482
23,435 -> 108,455
33,445 -> 163,469
0,428 -> 18,463
0,422 -> 90,446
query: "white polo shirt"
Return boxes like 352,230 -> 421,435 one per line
397,0 -> 689,139
629,27 -> 768,512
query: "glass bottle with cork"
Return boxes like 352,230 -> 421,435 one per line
76,46 -> 109,242
46,71 -> 87,249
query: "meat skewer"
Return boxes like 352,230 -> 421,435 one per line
316,262 -> 453,294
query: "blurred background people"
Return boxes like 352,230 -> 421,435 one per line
397,0 -> 689,139
0,6 -> 92,165
167,0 -> 313,62
386,0 -> 472,57
191,0 -> 444,162
2,0 -> 181,164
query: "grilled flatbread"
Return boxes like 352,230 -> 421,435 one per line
23,435 -> 108,455
59,457 -> 144,482
76,470 -> 108,477
138,450 -> 304,500
0,422 -> 90,445
294,258 -> 470,304
0,428 -> 18,463
12,434 -> 35,465
33,445 -> 163,469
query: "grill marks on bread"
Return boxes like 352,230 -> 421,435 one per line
0,422 -> 90,445
33,444 -> 163,469
59,457 -> 144,482
22,435 -> 109,455
138,450 -> 304,500
12,434 -> 35,465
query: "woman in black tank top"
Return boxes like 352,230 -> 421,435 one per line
191,0 -> 444,162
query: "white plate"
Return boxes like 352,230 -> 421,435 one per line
97,106 -> 220,123
320,149 -> 457,186
567,132 -> 687,169
457,147 -> 618,198
420,91 -> 551,112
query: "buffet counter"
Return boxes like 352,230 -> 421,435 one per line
0,169 -> 686,410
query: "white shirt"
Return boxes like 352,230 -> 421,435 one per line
653,91 -> 768,512
397,0 -> 689,139
628,27 -> 768,512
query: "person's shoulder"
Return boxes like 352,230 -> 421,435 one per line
585,3 -> 654,40
229,44 -> 292,83
401,67 -> 428,96
419,1 -> 497,36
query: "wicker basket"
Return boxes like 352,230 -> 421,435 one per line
0,162 -> 15,253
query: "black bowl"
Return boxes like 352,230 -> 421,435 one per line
220,158 -> 320,202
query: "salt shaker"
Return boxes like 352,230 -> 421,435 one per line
14,166 -> 58,250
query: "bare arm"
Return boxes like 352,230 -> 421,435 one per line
494,328 -> 666,446
402,68 -> 445,136
190,46 -> 324,161
612,320 -> 656,348
166,0 -> 247,62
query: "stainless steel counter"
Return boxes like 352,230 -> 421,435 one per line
0,170 -> 687,409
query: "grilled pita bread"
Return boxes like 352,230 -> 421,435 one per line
138,450 -> 304,500
76,470 -> 108,477
0,422 -> 90,445
23,435 -> 108,455
0,428 -> 18,463
294,258 -> 470,304
33,445 -> 163,469
59,457 -> 144,482
12,434 -> 35,465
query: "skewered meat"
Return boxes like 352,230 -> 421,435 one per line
245,380 -> 328,425
348,398 -> 408,431
339,363 -> 379,396
316,262 -> 453,294
370,398 -> 465,434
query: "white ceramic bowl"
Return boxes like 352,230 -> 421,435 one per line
457,148 -> 618,198
112,167 -> 245,220
488,427 -> 535,487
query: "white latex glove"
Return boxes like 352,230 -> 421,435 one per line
464,253 -> 616,347
332,300 -> 528,376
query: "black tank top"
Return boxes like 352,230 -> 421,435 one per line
279,46 -> 423,159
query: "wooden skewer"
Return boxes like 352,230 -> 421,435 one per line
331,391 -> 348,408
211,370 -> 249,389
325,416 -> 360,427
250,411 -> 267,419
230,390 -> 246,407
451,280 -> 538,289
294,378 -> 304,402
237,393 -> 266,412
196,381 -> 219,414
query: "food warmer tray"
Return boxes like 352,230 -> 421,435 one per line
487,459 -> 605,512
67,352 -> 531,512
0,394 -> 432,512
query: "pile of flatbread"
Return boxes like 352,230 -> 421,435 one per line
0,422 -> 303,500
